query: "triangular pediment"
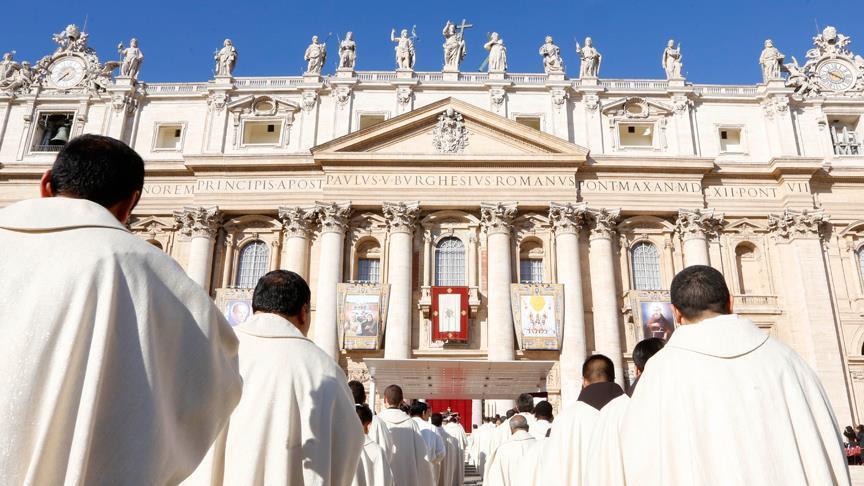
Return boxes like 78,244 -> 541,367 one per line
312,97 -> 588,165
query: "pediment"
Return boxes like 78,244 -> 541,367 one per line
312,98 -> 588,165
602,96 -> 673,118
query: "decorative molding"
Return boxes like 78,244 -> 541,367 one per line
432,108 -> 469,154
396,85 -> 413,106
548,202 -> 586,235
480,202 -> 517,235
583,93 -> 600,112
550,87 -> 568,111
676,208 -> 724,240
768,208 -> 829,240
334,85 -> 352,108
173,206 -> 221,238
587,207 -> 621,239
761,95 -> 789,119
278,206 -> 317,238
207,91 -> 229,112
382,201 -> 420,234
301,90 -> 318,112
315,201 -> 352,234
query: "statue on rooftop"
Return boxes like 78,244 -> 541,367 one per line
52,24 -> 90,54
304,35 -> 327,74
576,37 -> 601,78
484,32 -> 507,72
117,38 -> 144,80
214,39 -> 237,76
759,39 -> 784,82
662,39 -> 683,79
338,32 -> 356,69
539,36 -> 564,74
442,20 -> 470,71
391,28 -> 416,70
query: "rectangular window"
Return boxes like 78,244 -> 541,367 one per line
828,116 -> 862,155
242,120 -> 282,145
32,112 -> 74,153
358,114 -> 387,130
515,116 -> 542,131
618,123 -> 654,148
154,124 -> 184,150
519,259 -> 544,284
719,127 -> 743,153
357,258 -> 380,283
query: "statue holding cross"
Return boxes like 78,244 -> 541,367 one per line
442,19 -> 472,72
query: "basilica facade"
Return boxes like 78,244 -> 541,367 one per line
2,23 -> 864,426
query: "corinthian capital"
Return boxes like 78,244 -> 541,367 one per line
383,201 -> 420,235
480,202 -> 518,235
587,207 -> 621,239
173,206 -> 221,238
768,208 -> 828,240
676,208 -> 724,240
278,206 -> 317,238
548,202 -> 586,235
314,201 -> 352,234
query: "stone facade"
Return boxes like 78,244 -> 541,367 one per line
4,24 -> 864,424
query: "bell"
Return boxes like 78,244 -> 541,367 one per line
49,125 -> 69,145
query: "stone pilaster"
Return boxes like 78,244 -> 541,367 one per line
768,209 -> 852,425
549,202 -> 588,408
313,201 -> 352,360
383,201 -> 420,359
173,206 -> 221,289
278,206 -> 317,280
586,207 -> 625,388
676,208 -> 724,267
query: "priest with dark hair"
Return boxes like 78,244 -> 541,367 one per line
377,385 -> 434,486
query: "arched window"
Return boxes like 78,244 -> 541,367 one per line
735,243 -> 764,295
631,242 -> 662,290
356,240 -> 382,283
435,237 -> 465,286
519,240 -> 544,284
235,240 -> 270,288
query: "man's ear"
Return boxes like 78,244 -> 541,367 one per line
727,295 -> 734,314
671,304 -> 684,325
108,190 -> 141,225
40,170 -> 54,197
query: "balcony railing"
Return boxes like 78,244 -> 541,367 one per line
733,294 -> 780,313
31,144 -> 63,153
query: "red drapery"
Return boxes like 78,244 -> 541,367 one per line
426,399 -> 472,433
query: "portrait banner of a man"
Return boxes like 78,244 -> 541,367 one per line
510,283 -> 564,350
630,291 -> 677,341
215,288 -> 254,327
337,282 -> 390,350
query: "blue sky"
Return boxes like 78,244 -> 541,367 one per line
4,0 -> 863,84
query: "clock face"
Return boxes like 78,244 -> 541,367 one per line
49,57 -> 86,89
817,61 -> 856,92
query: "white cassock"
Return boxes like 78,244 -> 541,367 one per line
475,423 -> 496,478
444,422 -> 468,485
485,413 -> 535,477
615,314 -> 850,485
353,436 -> 395,486
183,312 -> 364,486
0,198 -> 242,485
531,418 -> 552,440
413,417 -> 446,483
377,408 -> 435,486
583,394 -> 629,485
437,425 -> 459,486
484,430 -> 537,486
369,414 -> 396,463
537,402 -> 600,486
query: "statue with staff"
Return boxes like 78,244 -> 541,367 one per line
442,19 -> 472,71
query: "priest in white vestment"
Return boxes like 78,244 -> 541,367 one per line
584,337 -> 665,486
350,380 -> 396,463
411,402 -> 446,483
485,394 -> 537,477
184,270 -> 364,486
433,413 -> 458,486
485,415 -> 537,486
443,416 -> 468,485
617,266 -> 850,485
473,420 -> 496,479
378,385 -> 435,486
354,404 -> 395,486
536,354 -> 625,486
0,135 -> 242,485
531,400 -> 554,440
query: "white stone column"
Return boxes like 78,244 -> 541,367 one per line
587,208 -> 625,388
549,202 -> 588,408
278,206 -> 317,280
481,202 -> 518,362
313,202 -> 352,360
676,208 -> 724,268
423,230 -> 432,287
468,232 -> 479,288
472,399 -> 483,429
769,209 -> 853,425
383,202 -> 420,360
174,206 -> 221,290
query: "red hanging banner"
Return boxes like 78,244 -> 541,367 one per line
431,286 -> 469,342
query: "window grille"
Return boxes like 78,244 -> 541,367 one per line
435,237 -> 465,286
357,258 -> 381,283
631,242 -> 662,290
519,258 -> 544,283
235,240 -> 270,288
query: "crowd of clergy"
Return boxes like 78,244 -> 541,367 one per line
0,134 -> 855,485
